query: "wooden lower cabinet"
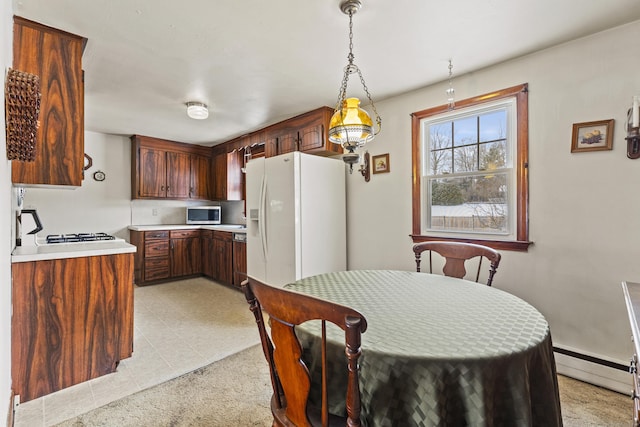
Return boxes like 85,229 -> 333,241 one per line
131,229 -> 201,285
12,253 -> 134,402
170,229 -> 201,278
233,239 -> 247,287
132,228 -> 240,287
201,230 -> 214,278
213,231 -> 233,284
131,230 -> 169,284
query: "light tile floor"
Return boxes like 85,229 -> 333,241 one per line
14,278 -> 260,427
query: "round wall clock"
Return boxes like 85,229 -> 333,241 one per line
93,170 -> 106,182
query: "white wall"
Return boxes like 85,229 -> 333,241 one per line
1,1 -> 12,423
22,132 -> 230,240
23,132 -> 133,239
347,21 -> 640,388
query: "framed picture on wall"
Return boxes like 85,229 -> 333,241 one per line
571,119 -> 614,153
372,153 -> 390,174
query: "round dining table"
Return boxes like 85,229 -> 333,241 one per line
285,270 -> 562,427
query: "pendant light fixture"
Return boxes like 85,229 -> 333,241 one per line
329,0 -> 381,172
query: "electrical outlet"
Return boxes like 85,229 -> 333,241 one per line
152,208 -> 158,216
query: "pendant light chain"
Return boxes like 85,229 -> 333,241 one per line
334,10 -> 381,133
446,59 -> 455,110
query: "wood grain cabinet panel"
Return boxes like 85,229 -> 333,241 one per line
11,17 -> 87,186
11,253 -> 133,402
130,230 -> 170,284
191,155 -> 211,200
166,151 -> 191,198
131,135 -> 212,200
263,107 -> 342,158
233,239 -> 247,287
201,230 -> 214,278
170,229 -> 202,278
138,146 -> 167,198
213,231 -> 233,284
212,150 -> 243,201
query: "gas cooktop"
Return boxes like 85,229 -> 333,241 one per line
45,233 -> 116,244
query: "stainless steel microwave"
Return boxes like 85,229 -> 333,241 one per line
186,206 -> 221,225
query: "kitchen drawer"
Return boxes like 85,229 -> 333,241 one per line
144,265 -> 170,281
145,240 -> 169,257
145,230 -> 169,240
170,229 -> 201,239
145,257 -> 169,269
213,231 -> 232,241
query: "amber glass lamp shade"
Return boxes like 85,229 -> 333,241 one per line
328,97 -> 374,151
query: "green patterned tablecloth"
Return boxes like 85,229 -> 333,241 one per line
286,270 -> 562,427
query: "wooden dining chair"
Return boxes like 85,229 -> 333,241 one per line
242,277 -> 368,427
413,241 -> 502,286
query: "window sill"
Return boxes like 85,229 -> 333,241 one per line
410,235 -> 532,252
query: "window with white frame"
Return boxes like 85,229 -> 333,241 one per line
411,84 -> 530,251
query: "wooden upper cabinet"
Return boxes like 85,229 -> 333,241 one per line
299,123 -> 325,152
166,151 -> 191,198
212,149 -> 243,201
131,135 -> 212,200
264,106 -> 343,158
276,130 -> 298,155
138,146 -> 166,198
11,17 -> 87,186
191,155 -> 211,200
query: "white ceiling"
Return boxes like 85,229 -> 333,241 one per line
11,0 -> 640,146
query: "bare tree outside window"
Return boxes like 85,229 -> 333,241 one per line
411,83 -> 530,251
426,109 -> 509,234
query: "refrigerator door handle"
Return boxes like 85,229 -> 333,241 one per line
259,174 -> 268,261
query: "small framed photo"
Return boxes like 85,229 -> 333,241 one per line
571,119 -> 614,153
372,153 -> 390,174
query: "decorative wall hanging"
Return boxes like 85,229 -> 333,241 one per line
571,119 -> 614,153
5,68 -> 41,161
372,153 -> 390,174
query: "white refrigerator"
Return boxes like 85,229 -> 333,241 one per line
246,151 -> 346,287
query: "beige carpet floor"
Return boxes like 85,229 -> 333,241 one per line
54,344 -> 273,427
55,343 -> 631,427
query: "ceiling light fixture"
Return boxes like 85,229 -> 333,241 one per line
186,102 -> 209,120
328,0 -> 381,173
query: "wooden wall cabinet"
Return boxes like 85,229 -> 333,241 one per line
11,17 -> 87,186
264,106 -> 342,158
131,135 -> 212,200
12,253 -> 134,402
191,154 -> 212,200
212,148 -> 243,201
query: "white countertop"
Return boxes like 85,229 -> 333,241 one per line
128,224 -> 247,232
12,239 -> 137,263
